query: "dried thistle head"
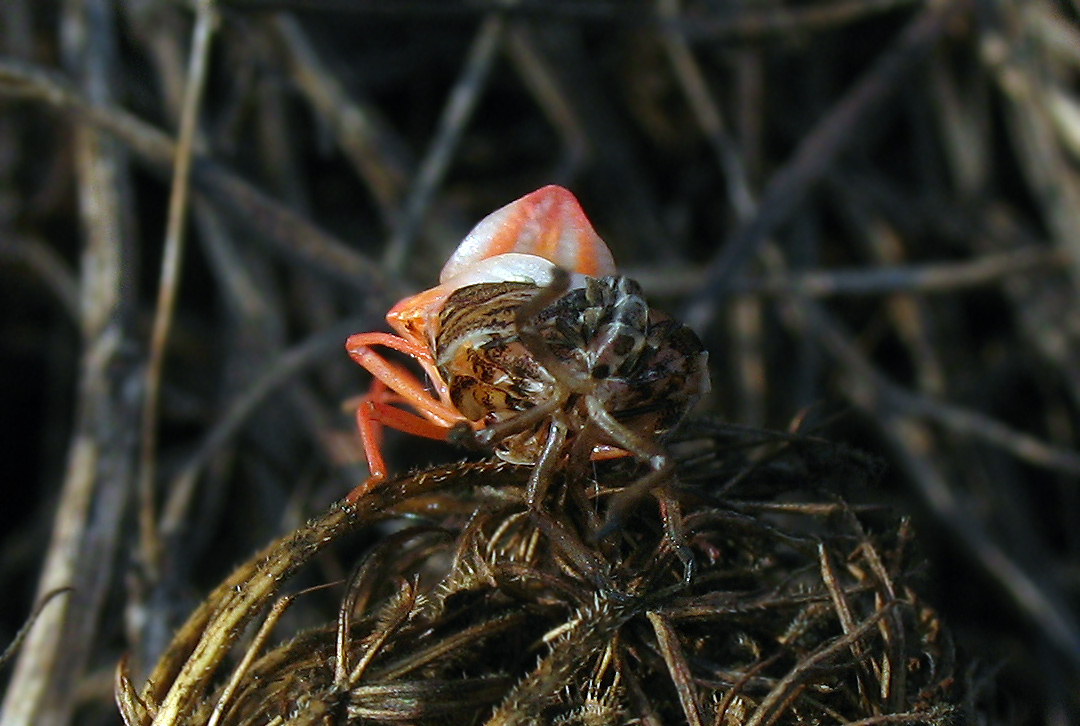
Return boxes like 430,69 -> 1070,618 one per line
118,420 -> 972,726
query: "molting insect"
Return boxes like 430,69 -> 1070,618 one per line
346,186 -> 710,511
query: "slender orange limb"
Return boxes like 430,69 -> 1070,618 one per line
363,400 -> 455,442
354,381 -> 389,487
352,394 -> 458,500
345,332 -> 461,426
345,336 -> 470,502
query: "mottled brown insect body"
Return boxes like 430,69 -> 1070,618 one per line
345,186 -> 711,502
435,276 -> 710,466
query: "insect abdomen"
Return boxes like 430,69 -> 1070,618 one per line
435,282 -> 549,422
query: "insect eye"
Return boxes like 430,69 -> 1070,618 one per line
591,363 -> 611,379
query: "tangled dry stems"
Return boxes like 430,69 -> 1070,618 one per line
118,421 -> 967,725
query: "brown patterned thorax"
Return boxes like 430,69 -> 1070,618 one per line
435,276 -> 709,464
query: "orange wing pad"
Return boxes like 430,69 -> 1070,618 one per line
440,185 -> 617,282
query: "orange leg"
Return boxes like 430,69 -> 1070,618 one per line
345,331 -> 460,425
349,387 -> 459,502
353,381 -> 389,487
345,333 -> 468,502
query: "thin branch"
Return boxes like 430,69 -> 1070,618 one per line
160,317 -> 369,537
0,589 -> 72,668
626,246 -> 1064,298
0,234 -> 81,322
807,304 -> 1080,474
137,0 -> 219,578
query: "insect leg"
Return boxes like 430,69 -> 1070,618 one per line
525,415 -> 569,508
584,396 -> 669,475
450,396 -> 566,452
345,332 -> 460,424
513,267 -> 592,393
654,489 -> 695,584
362,400 -> 456,442
346,333 -> 465,497
584,396 -> 692,577
354,382 -> 457,493
354,381 -> 391,487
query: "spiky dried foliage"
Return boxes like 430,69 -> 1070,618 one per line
117,423 -> 969,725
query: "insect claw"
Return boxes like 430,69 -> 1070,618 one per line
474,428 -> 499,449
446,421 -> 485,451
597,583 -> 636,606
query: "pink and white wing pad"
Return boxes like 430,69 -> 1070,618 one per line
439,252 -> 568,290
439,185 -> 617,283
386,186 -> 616,344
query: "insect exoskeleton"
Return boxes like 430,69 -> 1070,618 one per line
345,185 -> 710,510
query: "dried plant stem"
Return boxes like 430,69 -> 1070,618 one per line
806,304 -> 1080,474
504,26 -> 588,179
136,0 -> 218,577
274,14 -> 409,224
659,0 -> 754,220
627,247 -> 1065,298
780,290 -> 1080,670
0,1 -> 137,725
159,317 -> 368,538
0,588 -> 72,668
647,611 -> 704,726
673,0 -> 922,40
745,609 -> 891,726
0,234 -> 80,321
126,461 -> 525,726
204,593 -> 298,726
882,413 -> 1080,671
